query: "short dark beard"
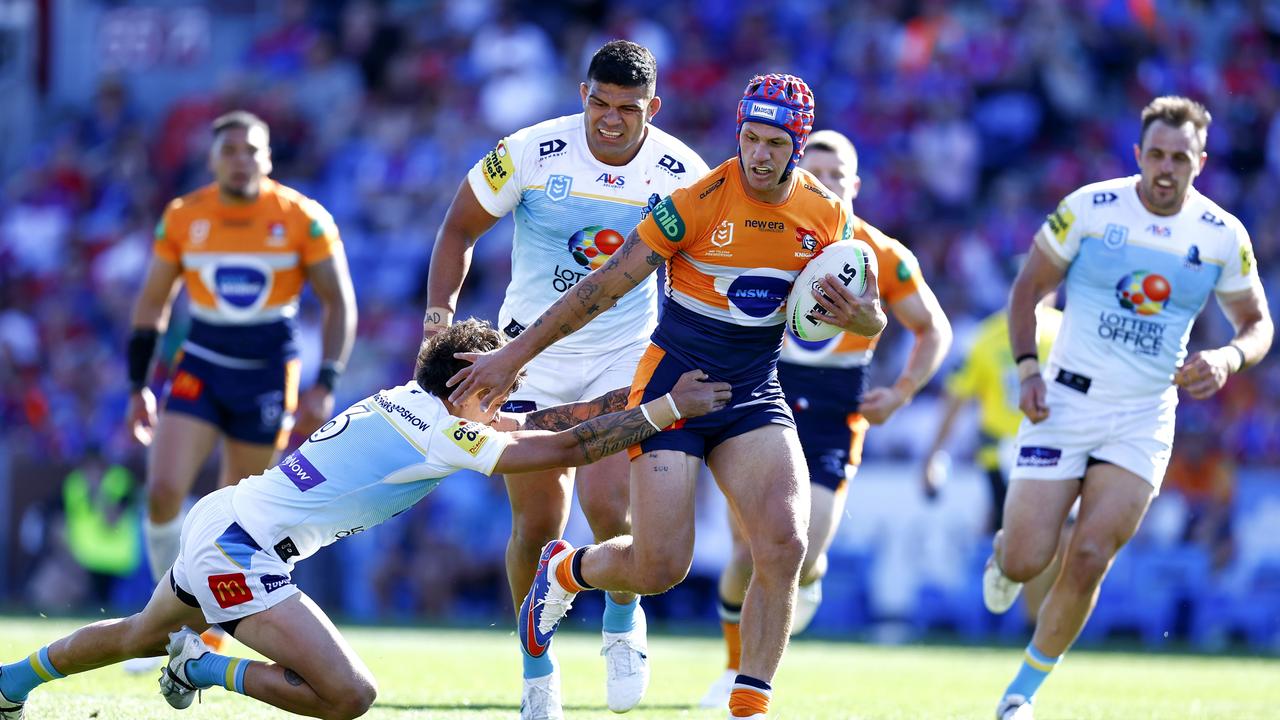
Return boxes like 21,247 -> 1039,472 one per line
219,182 -> 260,202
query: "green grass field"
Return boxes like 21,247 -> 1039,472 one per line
2,617 -> 1278,719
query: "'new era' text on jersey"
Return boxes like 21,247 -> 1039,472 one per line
1037,176 -> 1259,403
636,159 -> 851,380
229,382 -> 508,564
467,114 -> 708,353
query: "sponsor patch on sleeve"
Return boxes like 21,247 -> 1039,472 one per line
481,140 -> 515,193
1240,241 -> 1255,276
1046,202 -> 1075,244
651,196 -> 686,242
444,419 -> 493,456
896,259 -> 913,282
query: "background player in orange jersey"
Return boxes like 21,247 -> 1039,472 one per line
701,129 -> 952,708
450,74 -> 885,720
124,111 -> 357,652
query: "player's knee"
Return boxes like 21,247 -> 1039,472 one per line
753,529 -> 807,577
999,538 -> 1056,583
323,675 -> 378,720
633,554 -> 691,595
1062,538 -> 1115,587
1000,551 -> 1050,583
146,476 -> 187,519
509,514 -> 562,554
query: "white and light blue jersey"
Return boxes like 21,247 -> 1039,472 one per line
1036,176 -> 1259,404
467,113 -> 708,354
230,381 -> 507,564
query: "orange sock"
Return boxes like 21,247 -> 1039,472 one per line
554,548 -> 587,593
729,686 -> 770,717
723,620 -> 741,671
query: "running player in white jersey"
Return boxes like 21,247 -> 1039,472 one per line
0,320 -> 730,720
423,40 -> 707,716
985,97 -> 1273,720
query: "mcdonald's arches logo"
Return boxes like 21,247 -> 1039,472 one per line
208,572 -> 254,609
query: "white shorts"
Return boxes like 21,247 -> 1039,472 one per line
506,339 -> 648,410
1009,377 -> 1176,489
171,486 -> 301,626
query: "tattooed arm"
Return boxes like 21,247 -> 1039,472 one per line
507,388 -> 631,432
492,371 -> 731,474
448,229 -> 664,410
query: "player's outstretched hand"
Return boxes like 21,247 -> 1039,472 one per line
126,387 -> 158,446
860,385 -> 907,425
1019,374 -> 1050,424
1174,348 -> 1236,400
668,370 -> 733,419
448,348 -> 522,414
809,263 -> 887,338
295,385 -> 335,437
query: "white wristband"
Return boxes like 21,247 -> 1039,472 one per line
639,403 -> 662,431
663,393 -> 681,420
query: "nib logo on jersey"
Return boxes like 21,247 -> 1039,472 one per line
567,226 -> 625,270
1097,270 -> 1172,357
714,268 -> 793,325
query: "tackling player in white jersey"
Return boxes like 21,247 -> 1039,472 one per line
0,320 -> 730,720
423,39 -> 707,716
985,96 -> 1273,720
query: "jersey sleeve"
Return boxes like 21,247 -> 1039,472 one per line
466,135 -> 523,218
433,417 -> 510,476
298,198 -> 341,265
636,185 -> 698,259
878,238 -> 922,305
1214,220 -> 1261,295
152,200 -> 186,264
1033,188 -> 1088,265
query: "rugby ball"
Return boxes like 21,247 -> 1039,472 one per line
786,239 -> 877,341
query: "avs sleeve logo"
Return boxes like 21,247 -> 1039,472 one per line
482,140 -> 514,193
658,154 -> 686,175
1092,192 -> 1118,205
651,196 -> 685,241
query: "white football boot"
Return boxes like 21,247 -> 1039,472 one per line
790,578 -> 823,635
520,668 -> 564,720
0,677 -> 23,720
602,603 -> 649,712
699,668 -> 737,709
983,555 -> 1023,614
158,627 -> 210,709
996,693 -> 1035,719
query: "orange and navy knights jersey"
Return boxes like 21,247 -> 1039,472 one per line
154,178 -> 341,362
780,216 -> 922,368
635,158 -> 850,380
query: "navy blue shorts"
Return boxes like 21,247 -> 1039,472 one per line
777,361 -> 868,491
627,344 -> 794,460
163,350 -> 300,447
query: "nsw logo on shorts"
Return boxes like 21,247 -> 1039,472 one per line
1016,446 -> 1062,468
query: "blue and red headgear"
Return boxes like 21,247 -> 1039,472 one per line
736,73 -> 815,180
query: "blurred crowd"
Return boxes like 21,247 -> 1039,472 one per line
1,0 -> 1278,624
